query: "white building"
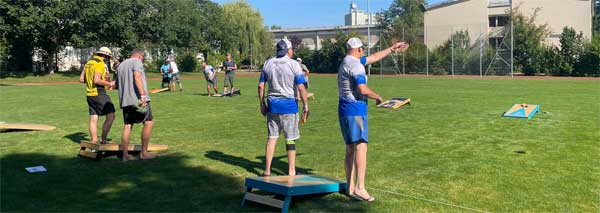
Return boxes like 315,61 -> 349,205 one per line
345,2 -> 379,26
424,0 -> 594,49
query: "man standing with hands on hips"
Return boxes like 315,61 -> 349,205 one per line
338,37 -> 409,202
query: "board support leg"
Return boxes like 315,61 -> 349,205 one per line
281,195 -> 291,213
241,187 -> 252,207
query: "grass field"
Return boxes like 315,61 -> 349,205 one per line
1,73 -> 599,212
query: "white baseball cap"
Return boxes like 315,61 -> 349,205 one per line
296,58 -> 302,62
276,39 -> 293,57
347,37 -> 363,49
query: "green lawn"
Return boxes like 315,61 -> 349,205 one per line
1,73 -> 599,212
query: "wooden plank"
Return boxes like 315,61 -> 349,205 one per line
307,93 -> 315,100
244,192 -> 284,209
0,123 -> 56,131
80,141 -> 99,150
377,98 -> 411,109
80,141 -> 168,152
79,150 -> 97,159
150,87 -> 169,94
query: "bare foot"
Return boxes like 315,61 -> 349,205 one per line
139,152 -> 157,160
121,154 -> 137,162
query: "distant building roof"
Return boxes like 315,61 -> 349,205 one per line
269,24 -> 379,34
424,0 -> 511,11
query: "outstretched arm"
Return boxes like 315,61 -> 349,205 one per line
365,42 -> 410,65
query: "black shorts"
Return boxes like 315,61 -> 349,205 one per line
122,103 -> 153,124
87,94 -> 115,116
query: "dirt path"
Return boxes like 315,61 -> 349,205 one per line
1,72 -> 596,86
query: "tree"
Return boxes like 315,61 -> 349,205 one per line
379,0 -> 426,43
509,7 -> 550,75
556,27 -> 585,76
574,35 -> 600,76
270,25 -> 282,30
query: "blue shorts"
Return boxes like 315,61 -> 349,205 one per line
339,115 -> 368,144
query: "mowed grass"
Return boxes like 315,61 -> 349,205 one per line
1,73 -> 599,212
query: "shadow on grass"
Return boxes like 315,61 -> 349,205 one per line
64,132 -> 89,144
1,153 -> 366,212
204,151 -> 314,176
0,153 -> 248,212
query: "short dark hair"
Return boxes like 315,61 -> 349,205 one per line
130,48 -> 144,57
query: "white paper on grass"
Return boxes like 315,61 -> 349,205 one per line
25,166 -> 47,173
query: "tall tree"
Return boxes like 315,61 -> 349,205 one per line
509,7 -> 550,75
221,1 -> 272,66
379,0 -> 426,43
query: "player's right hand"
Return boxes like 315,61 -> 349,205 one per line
375,96 -> 383,105
260,103 -> 268,116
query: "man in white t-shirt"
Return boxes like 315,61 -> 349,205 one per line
169,59 -> 184,92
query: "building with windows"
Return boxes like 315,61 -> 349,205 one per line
345,2 -> 379,26
423,0 -> 593,49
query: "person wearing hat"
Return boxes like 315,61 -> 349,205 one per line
295,57 -> 310,99
338,37 -> 409,202
160,59 -> 171,88
82,47 -> 116,145
168,58 -> 184,92
258,38 -> 309,176
202,61 -> 219,96
115,48 -> 156,161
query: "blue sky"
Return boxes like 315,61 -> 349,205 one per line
211,0 -> 447,28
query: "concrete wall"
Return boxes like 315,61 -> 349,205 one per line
513,0 -> 593,46
425,0 -> 488,49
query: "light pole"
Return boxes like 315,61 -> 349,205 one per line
367,0 -> 371,76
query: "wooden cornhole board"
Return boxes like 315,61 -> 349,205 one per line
150,87 -> 169,94
78,141 -> 168,160
211,89 -> 241,97
242,175 -> 346,213
503,104 -> 540,119
377,97 -> 411,109
306,93 -> 315,100
0,122 -> 56,131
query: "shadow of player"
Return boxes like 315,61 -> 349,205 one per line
204,150 -> 313,176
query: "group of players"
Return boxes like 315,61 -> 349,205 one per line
81,37 -> 409,202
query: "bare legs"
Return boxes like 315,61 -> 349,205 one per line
345,142 -> 371,199
121,120 -> 156,162
89,113 -> 115,144
264,138 -> 296,176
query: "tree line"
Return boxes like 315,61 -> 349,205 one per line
0,0 -> 273,73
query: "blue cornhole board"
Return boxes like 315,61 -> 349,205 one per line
241,175 -> 346,212
503,104 -> 540,119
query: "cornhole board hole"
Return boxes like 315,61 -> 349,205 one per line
0,122 -> 56,131
242,175 -> 346,213
150,87 -> 169,94
503,104 -> 540,119
377,97 -> 411,109
211,89 -> 241,97
78,141 -> 168,160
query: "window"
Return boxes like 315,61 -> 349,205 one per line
489,16 -> 509,27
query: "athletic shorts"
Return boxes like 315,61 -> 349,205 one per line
171,73 -> 180,82
267,113 -> 299,140
86,94 -> 115,116
207,76 -> 217,87
122,103 -> 153,124
339,115 -> 368,144
224,73 -> 234,87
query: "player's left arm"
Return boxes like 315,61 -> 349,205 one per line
365,42 -> 410,65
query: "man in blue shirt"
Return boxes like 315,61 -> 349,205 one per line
339,37 -> 408,202
160,60 -> 171,88
258,39 -> 309,176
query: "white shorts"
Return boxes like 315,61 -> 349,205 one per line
267,113 -> 299,140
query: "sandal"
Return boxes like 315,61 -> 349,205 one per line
350,193 -> 375,202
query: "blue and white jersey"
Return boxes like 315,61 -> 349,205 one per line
338,55 -> 368,116
260,55 -> 306,114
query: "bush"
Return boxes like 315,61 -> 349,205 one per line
177,51 -> 197,72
